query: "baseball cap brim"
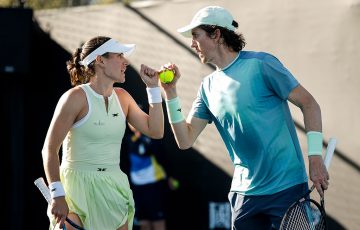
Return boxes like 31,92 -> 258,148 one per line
177,6 -> 236,38
177,22 -> 202,38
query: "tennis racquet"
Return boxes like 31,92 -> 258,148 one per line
34,177 -> 86,230
279,137 -> 337,230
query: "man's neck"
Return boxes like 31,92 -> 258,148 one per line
215,49 -> 239,70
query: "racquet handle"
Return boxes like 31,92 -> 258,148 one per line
324,138 -> 337,169
34,177 -> 52,204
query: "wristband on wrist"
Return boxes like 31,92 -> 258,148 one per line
49,181 -> 66,199
166,97 -> 185,124
146,87 -> 162,104
307,131 -> 323,156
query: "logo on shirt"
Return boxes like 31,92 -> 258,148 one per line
93,120 -> 105,126
177,108 -> 182,112
112,113 -> 119,117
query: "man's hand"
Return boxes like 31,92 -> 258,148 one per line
309,155 -> 329,197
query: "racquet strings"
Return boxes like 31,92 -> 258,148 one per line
281,198 -> 326,230
281,138 -> 336,230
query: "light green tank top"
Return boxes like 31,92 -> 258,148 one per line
62,83 -> 126,168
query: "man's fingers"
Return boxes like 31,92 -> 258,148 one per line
315,183 -> 324,197
315,179 -> 330,197
321,179 -> 329,190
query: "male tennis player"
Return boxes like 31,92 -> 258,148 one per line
160,5 -> 330,229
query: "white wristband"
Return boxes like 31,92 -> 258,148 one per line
146,87 -> 162,104
49,181 -> 66,199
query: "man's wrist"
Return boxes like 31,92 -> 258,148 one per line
307,131 -> 323,156
164,88 -> 177,100
166,97 -> 185,124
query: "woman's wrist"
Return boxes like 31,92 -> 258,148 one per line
49,181 -> 66,199
146,87 -> 162,104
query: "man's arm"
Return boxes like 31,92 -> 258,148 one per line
164,85 -> 208,149
161,64 -> 208,149
288,84 -> 329,196
170,116 -> 208,149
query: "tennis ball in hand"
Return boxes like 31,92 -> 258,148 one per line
159,69 -> 174,83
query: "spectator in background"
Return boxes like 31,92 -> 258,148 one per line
125,123 -> 175,230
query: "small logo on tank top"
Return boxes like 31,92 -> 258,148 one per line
112,113 -> 119,117
93,120 -> 105,126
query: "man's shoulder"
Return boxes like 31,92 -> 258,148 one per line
240,50 -> 274,60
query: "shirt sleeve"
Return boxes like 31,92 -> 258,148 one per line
189,83 -> 213,123
261,54 -> 299,100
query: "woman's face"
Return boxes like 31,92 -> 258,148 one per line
102,53 -> 129,83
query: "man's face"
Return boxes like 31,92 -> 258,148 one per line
190,27 -> 217,64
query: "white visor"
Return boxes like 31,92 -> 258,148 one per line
79,38 -> 135,67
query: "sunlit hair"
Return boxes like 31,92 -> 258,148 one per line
66,36 -> 111,86
199,24 -> 246,52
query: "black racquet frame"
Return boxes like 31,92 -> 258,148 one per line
279,137 -> 337,230
280,187 -> 327,229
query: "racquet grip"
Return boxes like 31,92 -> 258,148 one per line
324,138 -> 337,169
34,177 -> 52,204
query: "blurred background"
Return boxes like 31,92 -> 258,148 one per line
1,0 -> 359,229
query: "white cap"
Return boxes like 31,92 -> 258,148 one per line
79,38 -> 135,67
177,6 -> 236,38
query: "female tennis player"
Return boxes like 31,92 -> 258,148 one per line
41,36 -> 164,230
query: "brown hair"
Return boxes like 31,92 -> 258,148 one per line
199,24 -> 246,52
66,36 -> 111,86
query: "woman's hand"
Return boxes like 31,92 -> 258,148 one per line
139,64 -> 159,88
51,196 -> 69,229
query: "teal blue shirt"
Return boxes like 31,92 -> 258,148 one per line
190,51 -> 308,195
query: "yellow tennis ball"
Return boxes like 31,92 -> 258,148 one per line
159,69 -> 174,83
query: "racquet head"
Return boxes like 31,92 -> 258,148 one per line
280,197 -> 327,230
280,137 -> 337,230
